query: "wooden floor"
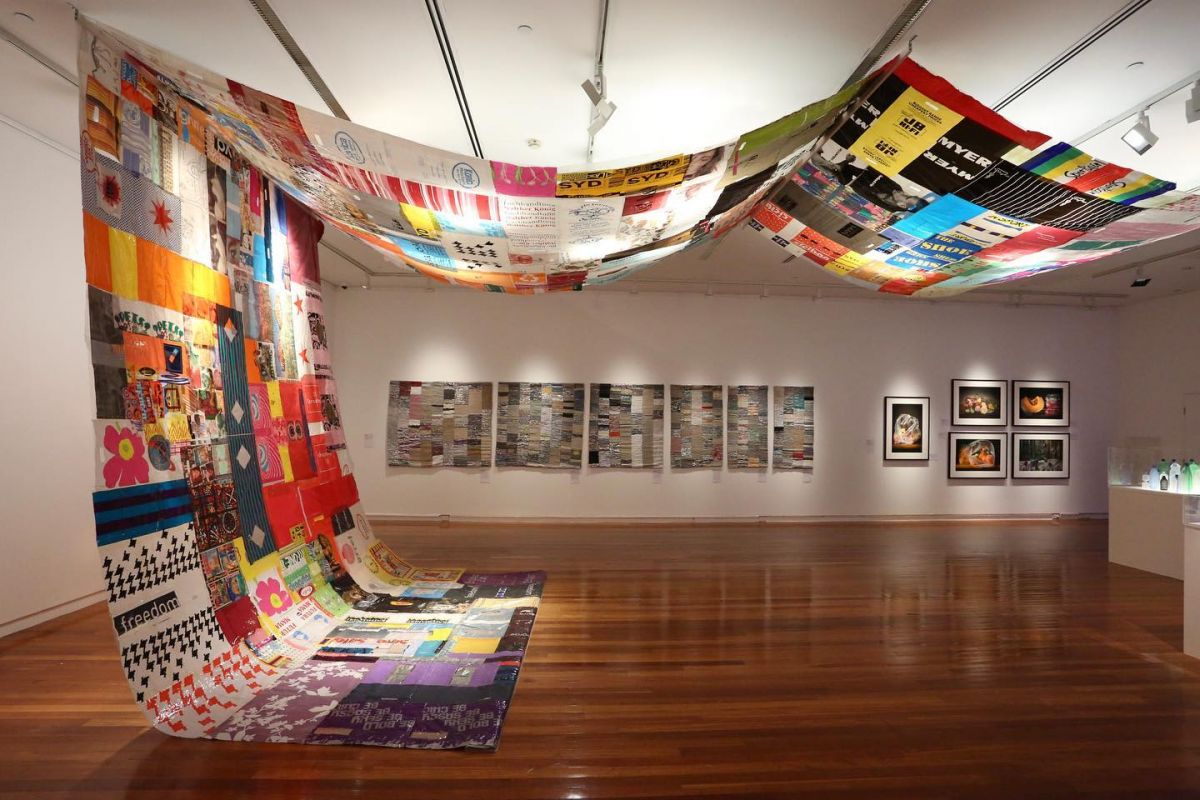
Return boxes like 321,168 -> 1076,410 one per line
3,520 -> 1200,798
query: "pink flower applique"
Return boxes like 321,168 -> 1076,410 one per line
254,577 -> 293,616
102,425 -> 150,487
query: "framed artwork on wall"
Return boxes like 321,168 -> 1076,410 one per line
1012,433 -> 1070,479
947,432 -> 1008,479
1013,380 -> 1070,426
884,396 -> 930,461
951,379 -> 1007,426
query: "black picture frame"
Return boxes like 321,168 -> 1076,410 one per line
1011,432 -> 1070,479
884,396 -> 930,461
947,432 -> 1008,479
951,379 -> 1008,427
1012,380 -> 1070,427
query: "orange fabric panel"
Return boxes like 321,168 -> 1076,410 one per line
82,212 -> 112,291
244,338 -> 264,383
136,238 -> 184,311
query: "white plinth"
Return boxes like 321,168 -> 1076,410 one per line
1108,485 -> 1185,580
1186,525 -> 1200,658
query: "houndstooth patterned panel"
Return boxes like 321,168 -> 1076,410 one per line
101,524 -> 203,603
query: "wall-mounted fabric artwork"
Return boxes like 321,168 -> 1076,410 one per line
773,386 -> 815,468
496,382 -> 584,468
78,19 -> 542,751
588,384 -> 664,468
81,18 -> 1197,300
669,385 -> 724,468
386,381 -> 493,467
727,385 -> 769,469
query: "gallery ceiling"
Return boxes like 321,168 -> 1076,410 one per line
4,0 -> 1199,304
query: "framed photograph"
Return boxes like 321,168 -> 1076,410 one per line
1013,380 -> 1070,426
951,379 -> 1007,426
947,432 -> 1007,479
884,396 -> 930,461
1012,433 -> 1070,479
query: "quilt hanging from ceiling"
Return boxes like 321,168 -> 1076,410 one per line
669,385 -> 724,468
588,384 -> 664,468
773,386 -> 815,469
79,18 -> 1199,299
727,386 -> 769,469
496,382 -> 585,468
386,381 -> 494,467
80,24 -> 542,750
746,60 -> 1200,295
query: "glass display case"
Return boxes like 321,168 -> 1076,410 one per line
1108,446 -> 1200,494
1185,494 -> 1200,528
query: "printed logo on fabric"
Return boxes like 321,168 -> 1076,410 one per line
334,131 -> 365,164
114,591 -> 181,635
452,162 -> 481,189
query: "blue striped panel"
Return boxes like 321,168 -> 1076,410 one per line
93,480 -> 193,546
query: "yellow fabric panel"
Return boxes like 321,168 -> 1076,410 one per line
847,86 -> 965,177
108,227 -> 138,300
449,637 -> 501,654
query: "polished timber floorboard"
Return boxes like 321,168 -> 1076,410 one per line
3,520 -> 1200,798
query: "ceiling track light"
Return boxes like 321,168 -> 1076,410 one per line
1121,110 -> 1158,155
1131,266 -> 1151,288
582,78 -> 617,137
1187,80 -> 1200,125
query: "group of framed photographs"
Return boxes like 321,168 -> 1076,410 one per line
951,379 -> 1069,428
884,380 -> 1071,481
946,432 -> 1070,480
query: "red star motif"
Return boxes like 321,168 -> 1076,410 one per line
294,297 -> 304,312
299,349 -> 309,364
101,175 -> 121,206
152,200 -> 174,235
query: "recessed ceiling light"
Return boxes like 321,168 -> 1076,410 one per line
517,24 -> 533,33
526,138 -> 542,149
1126,61 -> 1144,69
13,11 -> 33,22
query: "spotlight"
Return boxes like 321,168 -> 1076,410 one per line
1131,267 -> 1151,288
1121,111 -> 1158,155
1187,80 -> 1200,125
581,78 -> 616,136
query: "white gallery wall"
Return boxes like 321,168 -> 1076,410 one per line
0,104 -> 104,628
327,287 -> 1118,520
1115,289 -> 1200,454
